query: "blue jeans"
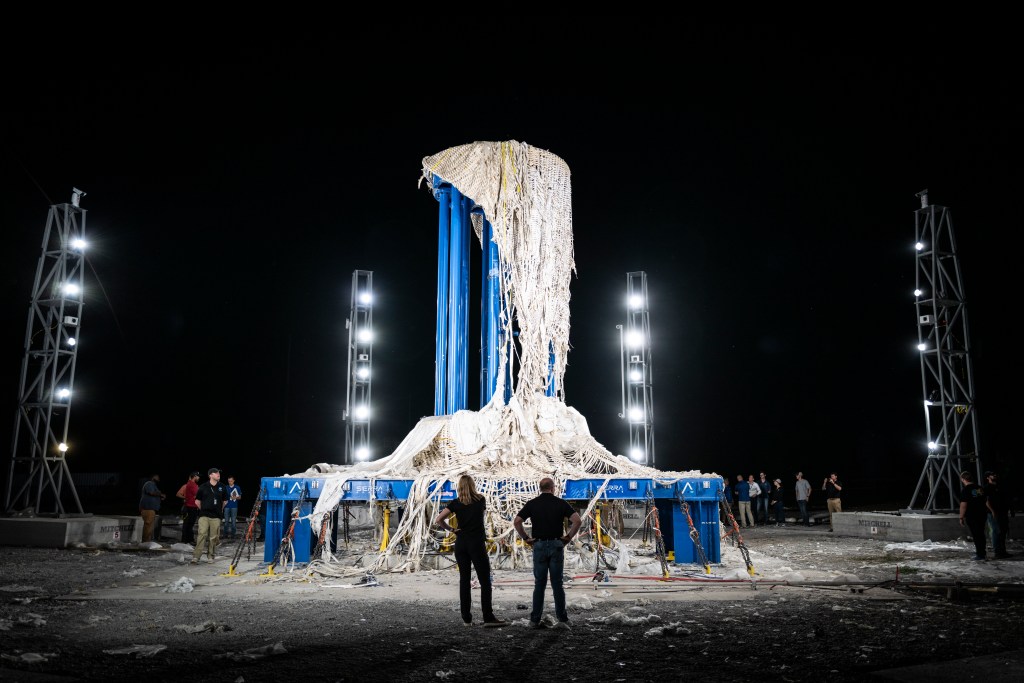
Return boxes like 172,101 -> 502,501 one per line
988,513 -> 1008,556
223,508 -> 238,537
531,539 -> 567,623
797,500 -> 809,525
756,496 -> 769,524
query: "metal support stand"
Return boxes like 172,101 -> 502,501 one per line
5,191 -> 88,515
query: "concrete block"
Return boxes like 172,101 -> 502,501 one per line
0,515 -> 142,548
832,512 -> 1024,542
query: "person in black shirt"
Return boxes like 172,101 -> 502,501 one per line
959,470 -> 994,561
822,473 -> 843,532
513,477 -> 582,628
192,468 -> 226,564
983,471 -> 1011,559
434,475 -> 507,627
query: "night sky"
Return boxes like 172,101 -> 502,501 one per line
2,29 -> 1019,506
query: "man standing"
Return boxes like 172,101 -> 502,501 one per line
513,478 -> 582,628
960,470 -> 994,561
794,472 -> 812,526
192,468 -> 226,563
757,472 -> 772,525
735,475 -> 754,528
822,473 -> 842,532
223,476 -> 242,539
983,471 -> 1011,559
177,472 -> 200,545
138,474 -> 165,543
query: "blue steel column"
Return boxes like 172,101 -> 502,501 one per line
434,182 -> 451,416
481,219 -> 502,406
546,342 -> 556,397
446,188 -> 470,414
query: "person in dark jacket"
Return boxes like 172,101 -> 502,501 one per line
770,478 -> 785,526
959,470 -> 994,561
735,475 -> 753,528
138,474 -> 166,543
984,471 -> 1011,559
757,472 -> 772,525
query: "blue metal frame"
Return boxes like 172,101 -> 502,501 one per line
260,476 -> 722,565
480,218 -> 503,407
433,182 -> 451,416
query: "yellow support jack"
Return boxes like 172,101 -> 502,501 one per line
379,503 -> 391,552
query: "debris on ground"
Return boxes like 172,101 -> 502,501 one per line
163,577 -> 195,593
102,645 -> 168,658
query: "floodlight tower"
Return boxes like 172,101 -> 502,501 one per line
5,189 -> 87,515
344,270 -> 373,464
907,191 -> 983,512
618,271 -> 655,467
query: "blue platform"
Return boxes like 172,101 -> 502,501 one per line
259,475 -> 722,567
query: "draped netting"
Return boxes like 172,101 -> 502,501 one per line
286,142 -> 713,575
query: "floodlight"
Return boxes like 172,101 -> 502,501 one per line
355,446 -> 370,461
628,295 -> 643,309
914,289 -> 922,297
63,283 -> 80,296
628,407 -> 644,422
625,330 -> 643,348
927,441 -> 937,450
359,292 -> 373,305
629,369 -> 642,382
356,366 -> 370,380
915,242 -> 924,251
56,388 -> 71,399
71,238 -> 86,250
58,442 -> 68,453
357,328 -> 373,343
629,448 -> 644,461
917,343 -> 927,351
354,405 -> 370,420
67,337 -> 77,346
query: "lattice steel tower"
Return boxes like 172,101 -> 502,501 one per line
344,270 -> 374,464
619,271 -> 655,467
907,190 -> 982,511
5,189 -> 87,515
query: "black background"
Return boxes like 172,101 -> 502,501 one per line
2,26 -> 1019,507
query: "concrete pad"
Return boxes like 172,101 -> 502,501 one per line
0,515 -> 142,548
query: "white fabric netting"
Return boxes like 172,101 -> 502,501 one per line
284,142 -> 713,574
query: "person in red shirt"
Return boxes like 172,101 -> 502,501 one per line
176,472 -> 200,545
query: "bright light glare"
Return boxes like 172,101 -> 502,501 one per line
629,370 -> 642,382
625,330 -> 643,348
354,405 -> 370,420
914,289 -> 922,297
356,366 -> 370,379
56,388 -> 71,399
928,441 -> 937,450
67,337 -> 77,346
357,328 -> 373,343
917,343 -> 927,351
628,295 -> 643,309
58,442 -> 68,452
63,283 -> 80,296
629,448 -> 644,461
355,447 -> 370,460
628,407 -> 644,422
71,238 -> 86,250
915,242 -> 924,251
359,292 -> 373,305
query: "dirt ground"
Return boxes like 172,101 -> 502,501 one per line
1,522 -> 1022,683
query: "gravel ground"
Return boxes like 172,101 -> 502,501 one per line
1,525 -> 1022,682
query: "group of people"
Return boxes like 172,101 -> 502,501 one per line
959,469 -> 1012,561
137,469 -> 243,563
723,471 -> 844,531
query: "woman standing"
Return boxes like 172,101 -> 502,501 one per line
434,475 -> 507,627
771,478 -> 785,526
